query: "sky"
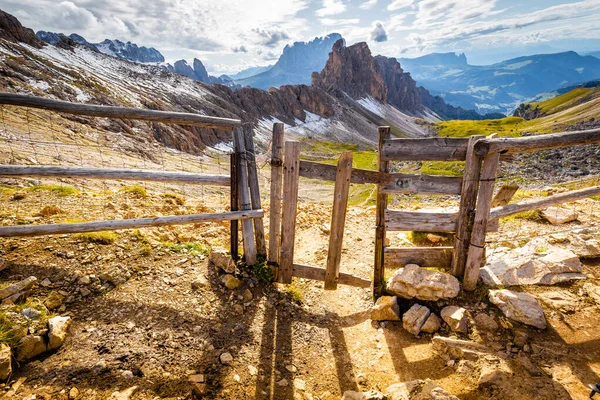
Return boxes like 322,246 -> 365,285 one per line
2,0 -> 600,75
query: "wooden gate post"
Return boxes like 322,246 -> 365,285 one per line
463,152 -> 500,291
233,127 -> 257,266
373,126 -> 391,299
268,123 -> 285,268
230,152 -> 239,260
243,123 -> 267,258
451,135 -> 484,277
324,151 -> 353,290
279,141 -> 301,284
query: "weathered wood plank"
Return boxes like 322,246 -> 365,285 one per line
385,210 -> 458,232
293,264 -> 371,288
451,135 -> 484,277
299,161 -> 382,184
384,247 -> 453,269
0,210 -> 263,237
490,185 -> 600,220
0,92 -> 240,129
268,123 -> 285,266
279,142 -> 301,284
325,152 -> 353,290
0,165 -> 230,185
243,124 -> 266,257
230,153 -> 239,260
374,127 -> 391,298
491,184 -> 520,207
463,152 -> 500,291
381,137 -> 469,161
474,128 -> 600,156
233,127 -> 257,266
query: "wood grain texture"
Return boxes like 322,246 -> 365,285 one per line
233,127 -> 257,266
0,92 -> 240,129
0,210 -> 263,237
491,184 -> 520,207
0,165 -> 230,185
385,209 -> 458,232
279,142 -> 301,284
451,135 -> 484,277
463,152 -> 500,291
243,124 -> 266,257
293,264 -> 371,288
374,127 -> 391,298
230,153 -> 239,260
325,152 -> 353,290
268,123 -> 285,266
381,137 -> 469,161
384,247 -> 453,269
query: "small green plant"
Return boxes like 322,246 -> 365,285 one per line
0,313 -> 18,346
131,229 -> 149,244
31,184 -> 78,196
285,285 -> 304,304
253,257 -> 274,284
121,185 -> 147,198
74,231 -> 118,244
140,244 -> 153,256
163,192 -> 185,205
161,241 -> 210,255
15,298 -> 52,327
500,209 -> 542,222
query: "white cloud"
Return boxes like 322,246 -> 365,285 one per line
320,18 -> 360,26
370,21 -> 388,42
387,0 -> 414,11
360,0 -> 378,9
316,0 -> 346,17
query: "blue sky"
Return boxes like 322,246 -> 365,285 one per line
2,0 -> 600,74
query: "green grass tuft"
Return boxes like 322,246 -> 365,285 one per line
285,285 -> 304,304
31,184 -> 78,196
121,185 -> 147,198
74,231 -> 118,244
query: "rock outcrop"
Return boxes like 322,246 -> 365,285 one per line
0,10 -> 43,48
489,289 -> 547,329
386,264 -> 460,301
374,55 -> 422,113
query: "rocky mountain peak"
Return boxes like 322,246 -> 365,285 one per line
0,10 -> 43,48
193,58 -> 210,82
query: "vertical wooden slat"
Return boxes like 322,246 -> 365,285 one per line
230,152 -> 239,260
233,127 -> 257,266
373,126 -> 391,299
268,123 -> 285,267
243,123 -> 267,258
324,151 -> 353,290
279,141 -> 301,284
451,135 -> 484,277
463,152 -> 500,291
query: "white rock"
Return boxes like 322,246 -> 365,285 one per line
541,207 -> 578,225
386,265 -> 460,301
48,316 -> 72,350
481,247 -> 585,287
441,306 -> 468,333
568,235 -> 600,258
488,290 -> 546,329
294,378 -> 306,391
371,296 -> 400,321
109,386 -> 138,400
402,304 -> 430,336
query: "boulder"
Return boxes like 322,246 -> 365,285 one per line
440,306 -> 468,333
16,335 -> 47,361
541,207 -> 578,225
0,343 -> 11,381
421,313 -> 441,334
209,248 -> 235,273
488,289 -> 547,329
402,304 -> 430,336
386,265 -> 460,301
221,274 -> 242,290
568,235 -> 600,258
473,313 -> 498,332
386,379 -> 459,400
44,291 -> 64,310
0,276 -> 37,300
481,247 -> 585,287
371,296 -> 400,321
48,316 -> 71,350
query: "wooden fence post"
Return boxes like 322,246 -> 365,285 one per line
463,152 -> 500,291
324,151 -> 353,290
243,123 -> 267,258
268,123 -> 285,268
233,127 -> 257,266
451,135 -> 484,277
373,126 -> 391,299
230,152 -> 239,260
279,141 -> 301,284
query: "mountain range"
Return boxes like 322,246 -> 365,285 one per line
398,51 -> 600,115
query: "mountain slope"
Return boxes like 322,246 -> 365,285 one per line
399,51 -> 600,115
235,34 -> 342,89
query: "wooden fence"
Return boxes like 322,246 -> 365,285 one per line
0,93 -> 265,266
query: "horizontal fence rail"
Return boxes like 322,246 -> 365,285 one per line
0,93 -> 241,130
381,137 -> 470,161
0,210 -> 263,238
0,165 -> 230,186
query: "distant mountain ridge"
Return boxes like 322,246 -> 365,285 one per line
399,51 -> 600,115
235,33 -> 343,89
36,30 -> 164,63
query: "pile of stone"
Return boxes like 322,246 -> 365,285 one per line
341,378 -> 459,400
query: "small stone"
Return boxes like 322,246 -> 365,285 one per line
541,207 -> 578,225
370,296 -> 400,321
489,289 -> 547,329
0,344 -> 11,381
427,233 -> 446,243
473,313 -> 498,332
191,275 -> 208,290
478,361 -> 513,387
210,248 -> 235,273
420,313 -> 441,333
16,335 -> 47,361
285,364 -> 298,373
233,304 -> 244,314
243,289 -> 253,303
78,275 -> 91,285
402,304 -> 430,336
457,360 -> 475,376
277,378 -> 288,387
109,386 -> 138,400
48,316 -> 72,350
233,373 -> 241,382
80,287 -> 91,297
513,329 -> 528,348
220,352 -> 233,364
294,378 -> 306,391
44,291 -> 64,310
69,387 -> 80,399
441,306 -> 468,333
248,365 -> 258,376
122,370 -> 134,379
189,374 -> 205,383
221,274 -> 242,290
341,391 -> 385,400
40,278 -> 52,287
22,307 -> 42,320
